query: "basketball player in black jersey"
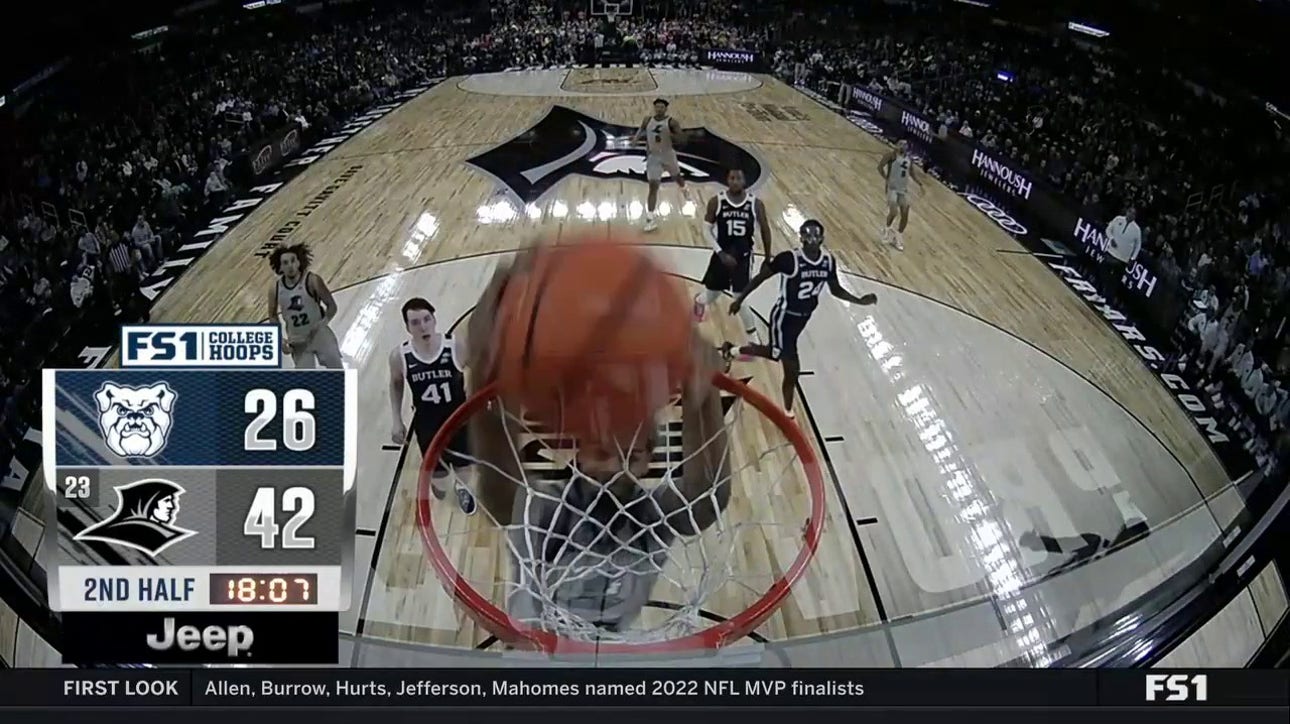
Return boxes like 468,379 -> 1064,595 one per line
388,297 -> 476,514
694,168 -> 772,339
726,219 -> 876,418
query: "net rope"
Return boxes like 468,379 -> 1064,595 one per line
428,387 -> 811,646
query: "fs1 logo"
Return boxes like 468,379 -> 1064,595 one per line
1146,674 -> 1208,702
122,324 -> 281,368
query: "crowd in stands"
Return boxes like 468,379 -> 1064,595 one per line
0,3 -> 468,465
780,17 -> 1289,472
1,1 -> 1287,475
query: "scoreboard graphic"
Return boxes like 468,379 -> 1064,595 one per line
42,325 -> 355,665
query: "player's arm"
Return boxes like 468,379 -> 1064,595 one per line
669,117 -> 686,146
308,272 -> 338,324
877,150 -> 893,180
630,116 -> 649,145
266,283 -> 289,351
703,195 -> 723,254
387,347 -> 408,442
730,250 -> 791,313
464,253 -> 539,527
656,335 -> 732,535
265,283 -> 279,326
910,160 -> 926,189
827,261 -> 877,306
754,198 -> 773,263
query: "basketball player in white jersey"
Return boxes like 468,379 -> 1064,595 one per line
631,98 -> 688,233
388,297 -> 477,514
266,243 -> 344,368
461,252 -> 732,635
877,139 -> 923,251
726,219 -> 876,418
694,167 -> 771,339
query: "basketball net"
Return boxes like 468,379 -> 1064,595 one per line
417,374 -> 826,656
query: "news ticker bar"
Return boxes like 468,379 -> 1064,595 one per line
0,669 -> 1284,708
59,612 -> 338,665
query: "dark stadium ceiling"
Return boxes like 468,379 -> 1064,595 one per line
2,0 -> 1287,96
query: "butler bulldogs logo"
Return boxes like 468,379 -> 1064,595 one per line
95,381 -> 177,458
74,478 -> 197,557
466,106 -> 764,203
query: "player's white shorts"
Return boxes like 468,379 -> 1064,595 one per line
646,151 -> 681,182
886,189 -> 909,208
289,326 -> 343,369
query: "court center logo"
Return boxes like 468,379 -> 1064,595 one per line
95,381 -> 177,458
74,478 -> 197,557
466,105 -> 764,203
515,380 -> 747,481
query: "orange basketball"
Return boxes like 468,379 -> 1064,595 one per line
492,233 -> 693,443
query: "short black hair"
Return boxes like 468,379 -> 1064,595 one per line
727,167 -> 745,179
401,297 -> 436,322
653,98 -> 669,107
268,243 -> 312,275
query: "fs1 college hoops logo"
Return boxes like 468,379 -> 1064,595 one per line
466,105 -> 764,203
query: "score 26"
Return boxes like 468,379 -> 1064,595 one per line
243,388 -> 316,452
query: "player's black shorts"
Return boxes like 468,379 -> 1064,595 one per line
413,409 -> 472,471
701,249 -> 752,293
769,303 -> 809,362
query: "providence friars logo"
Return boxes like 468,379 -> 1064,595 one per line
466,105 -> 765,203
75,478 -> 197,557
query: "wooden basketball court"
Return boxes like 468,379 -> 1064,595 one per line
121,68 -> 1239,665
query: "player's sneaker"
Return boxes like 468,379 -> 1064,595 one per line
693,295 -> 707,322
892,231 -> 905,251
643,214 -> 658,232
430,469 -> 449,499
455,481 -> 477,516
880,225 -> 892,244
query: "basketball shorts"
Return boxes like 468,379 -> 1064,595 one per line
646,151 -> 680,182
886,189 -> 909,208
414,409 -> 472,472
289,326 -> 343,369
769,305 -> 809,362
700,249 -> 752,293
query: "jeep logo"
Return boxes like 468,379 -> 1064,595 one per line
147,617 -> 254,658
963,193 -> 1029,236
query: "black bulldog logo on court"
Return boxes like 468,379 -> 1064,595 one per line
466,105 -> 764,203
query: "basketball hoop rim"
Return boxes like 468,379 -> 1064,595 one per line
415,372 -> 826,655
